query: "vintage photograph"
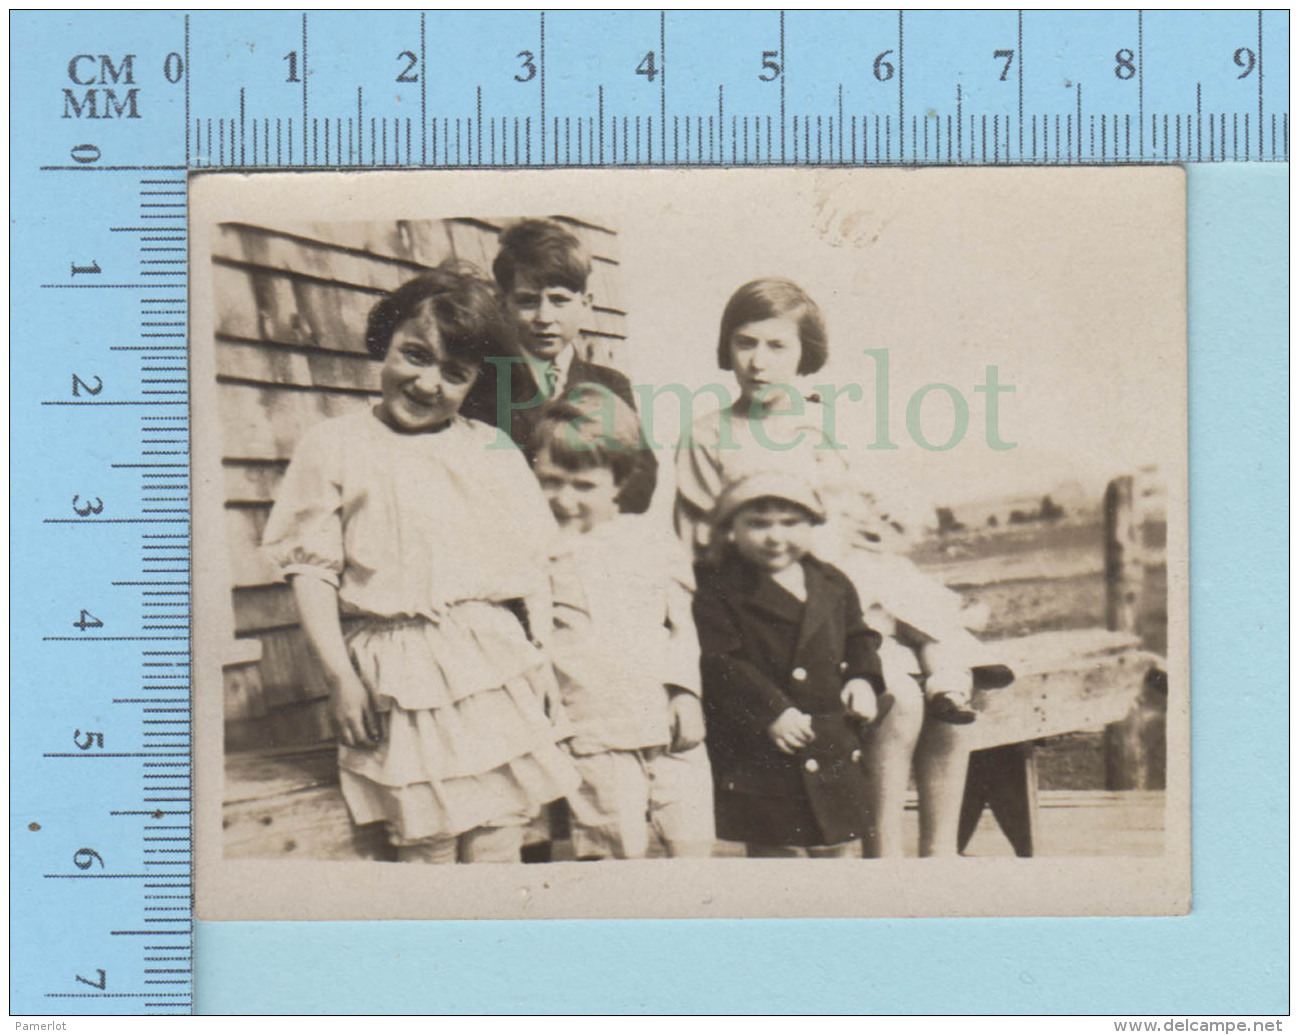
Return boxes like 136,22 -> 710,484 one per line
192,168 -> 1188,919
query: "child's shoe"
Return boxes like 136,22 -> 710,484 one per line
925,690 -> 977,725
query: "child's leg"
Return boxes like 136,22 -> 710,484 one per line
913,721 -> 974,858
458,821 -> 527,864
858,645 -> 925,859
395,835 -> 459,864
567,750 -> 652,860
647,745 -> 716,859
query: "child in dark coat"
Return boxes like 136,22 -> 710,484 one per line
692,468 -> 886,857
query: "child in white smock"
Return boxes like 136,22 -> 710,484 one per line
531,389 -> 715,859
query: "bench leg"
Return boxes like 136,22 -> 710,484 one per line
914,720 -> 974,858
958,743 -> 1038,857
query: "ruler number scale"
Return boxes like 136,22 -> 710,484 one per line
10,8 -> 1288,1018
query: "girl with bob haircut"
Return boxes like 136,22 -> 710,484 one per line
262,261 -> 578,865
715,276 -> 829,378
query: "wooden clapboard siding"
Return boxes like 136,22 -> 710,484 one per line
215,223 -> 430,293
219,382 -> 376,462
223,460 -> 288,505
215,216 -> 631,749
217,339 -> 382,394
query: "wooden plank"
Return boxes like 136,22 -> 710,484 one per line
586,307 -> 627,339
219,381 -> 376,462
966,643 -> 1156,751
265,696 -> 335,747
216,223 -> 425,293
292,276 -> 383,355
211,260 -> 263,341
223,660 -> 267,723
217,339 -> 381,392
257,626 -> 331,710
223,784 -> 393,861
234,582 -> 298,635
586,259 -> 626,314
225,716 -> 276,753
554,215 -> 621,260
399,219 -> 459,268
956,789 -> 1165,858
582,337 -> 619,368
223,459 -> 288,505
225,743 -> 337,802
985,628 -> 1142,676
211,262 -> 378,355
293,219 -> 461,267
217,338 -> 311,387
444,219 -> 496,274
226,505 -> 280,588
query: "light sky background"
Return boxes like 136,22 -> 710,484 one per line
611,167 -> 1185,512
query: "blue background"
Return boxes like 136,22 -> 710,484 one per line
192,163 -> 1289,1020
10,9 -> 1288,1015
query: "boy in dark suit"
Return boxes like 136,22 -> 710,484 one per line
464,218 -> 658,514
693,467 -> 886,857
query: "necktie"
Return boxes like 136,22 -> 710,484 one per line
544,363 -> 559,399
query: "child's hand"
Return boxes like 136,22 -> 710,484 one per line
329,670 -> 382,749
768,708 -> 816,755
841,678 -> 879,723
667,688 -> 705,752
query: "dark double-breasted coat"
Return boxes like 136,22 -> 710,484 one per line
692,552 -> 885,847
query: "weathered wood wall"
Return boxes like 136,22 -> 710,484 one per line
215,216 -> 628,751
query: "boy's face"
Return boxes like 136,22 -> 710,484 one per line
727,315 -> 803,407
533,448 -> 620,533
507,273 -> 591,363
377,308 -> 479,432
729,498 -> 815,574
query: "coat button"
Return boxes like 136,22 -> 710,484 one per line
792,666 -> 808,682
851,749 -> 863,763
804,758 -> 820,773
839,661 -> 849,673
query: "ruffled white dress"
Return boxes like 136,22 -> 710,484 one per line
262,408 -> 579,844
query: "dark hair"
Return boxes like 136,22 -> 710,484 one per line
492,218 -> 591,295
716,277 -> 828,376
364,261 -> 516,363
529,386 -> 644,490
729,495 -> 821,526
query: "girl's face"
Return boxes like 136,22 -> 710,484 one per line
729,498 -> 815,574
377,306 -> 479,432
532,447 -> 620,533
727,315 -> 803,407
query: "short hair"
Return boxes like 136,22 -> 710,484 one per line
530,385 -> 644,490
364,261 -> 516,363
729,495 -> 821,527
716,277 -> 828,376
492,218 -> 591,295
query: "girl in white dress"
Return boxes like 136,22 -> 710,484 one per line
262,264 -> 579,864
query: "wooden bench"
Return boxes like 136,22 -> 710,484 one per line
223,626 -> 1160,860
913,627 -> 1162,857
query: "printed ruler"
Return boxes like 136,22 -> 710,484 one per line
9,9 -> 1289,1017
